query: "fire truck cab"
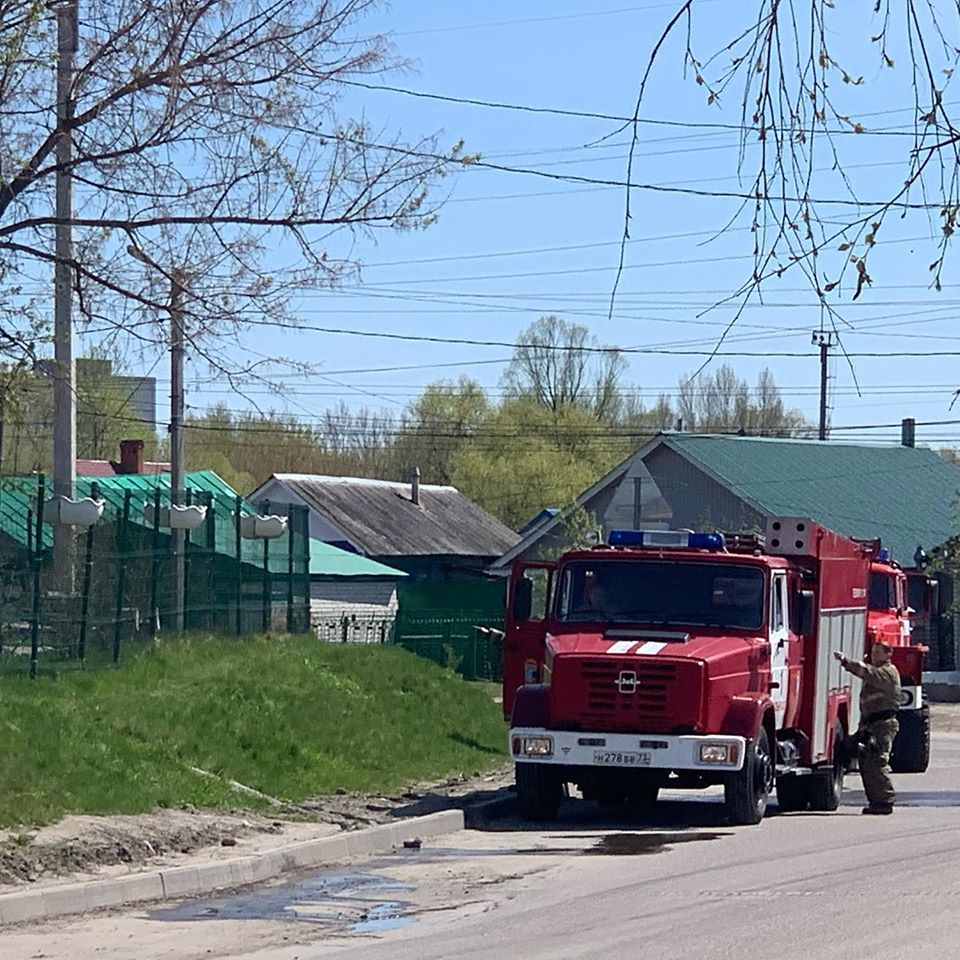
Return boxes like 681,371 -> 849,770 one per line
504,518 -> 872,825
868,550 -> 930,773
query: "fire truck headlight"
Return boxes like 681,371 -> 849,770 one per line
517,736 -> 554,757
898,689 -> 914,707
699,743 -> 732,764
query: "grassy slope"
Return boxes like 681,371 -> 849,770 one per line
0,636 -> 507,828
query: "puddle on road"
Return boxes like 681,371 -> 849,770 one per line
149,831 -> 731,933
150,871 -> 413,930
585,832 -> 726,855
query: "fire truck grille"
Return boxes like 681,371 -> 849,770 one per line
578,658 -> 681,725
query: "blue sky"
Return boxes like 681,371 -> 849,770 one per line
103,2 -> 960,447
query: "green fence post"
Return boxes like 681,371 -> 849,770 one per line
148,488 -> 161,634
112,490 -> 131,664
206,493 -> 216,631
260,498 -> 270,634
286,505 -> 295,634
183,488 -> 193,631
77,481 -> 98,664
29,474 -> 45,680
234,494 -> 242,637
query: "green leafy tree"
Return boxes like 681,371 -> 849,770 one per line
392,377 -> 489,484
449,399 -> 629,529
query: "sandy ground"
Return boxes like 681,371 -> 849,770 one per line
929,701 -> 960,734
0,767 -> 513,894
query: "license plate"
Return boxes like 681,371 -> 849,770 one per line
592,750 -> 652,767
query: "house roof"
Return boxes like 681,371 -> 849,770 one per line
308,539 -> 406,580
0,470 -> 402,579
75,458 -> 170,476
262,473 -> 521,559
663,433 -> 960,566
491,433 -> 960,571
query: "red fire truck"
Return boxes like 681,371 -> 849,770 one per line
503,518 -> 873,825
867,551 -> 930,772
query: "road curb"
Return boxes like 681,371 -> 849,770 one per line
0,809 -> 464,927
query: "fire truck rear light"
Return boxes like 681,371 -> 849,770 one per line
521,736 -> 554,757
699,743 -> 734,764
898,689 -> 914,707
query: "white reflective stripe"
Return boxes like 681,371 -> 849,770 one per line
635,641 -> 666,655
607,640 -> 637,654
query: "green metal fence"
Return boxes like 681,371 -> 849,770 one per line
394,613 -> 504,682
0,474 -> 311,676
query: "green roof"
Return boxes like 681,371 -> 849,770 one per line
0,470 -> 402,579
308,539 -> 406,580
666,434 -> 960,565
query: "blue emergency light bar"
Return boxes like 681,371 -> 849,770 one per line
608,529 -> 725,550
877,547 -> 891,563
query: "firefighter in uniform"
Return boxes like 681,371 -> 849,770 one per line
834,642 -> 901,815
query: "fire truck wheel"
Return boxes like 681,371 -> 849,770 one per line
515,763 -> 563,821
725,726 -> 773,825
890,702 -> 931,773
808,729 -> 845,811
775,775 -> 809,812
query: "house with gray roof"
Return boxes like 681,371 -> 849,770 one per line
490,430 -> 960,672
249,473 -> 520,581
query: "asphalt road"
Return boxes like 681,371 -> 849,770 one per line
7,736 -> 960,960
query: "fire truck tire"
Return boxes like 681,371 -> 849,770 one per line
808,730 -> 845,811
515,763 -> 563,821
775,776 -> 809,812
890,703 -> 931,774
725,726 -> 773,825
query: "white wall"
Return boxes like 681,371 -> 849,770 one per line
309,580 -> 398,643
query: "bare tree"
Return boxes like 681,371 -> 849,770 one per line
501,315 -> 627,421
616,2 -> 960,363
0,1 -> 462,374
678,364 -> 810,435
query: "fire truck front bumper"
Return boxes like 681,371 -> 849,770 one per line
510,727 -> 747,772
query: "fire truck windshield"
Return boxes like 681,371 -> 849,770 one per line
555,559 -> 766,629
869,572 -> 897,611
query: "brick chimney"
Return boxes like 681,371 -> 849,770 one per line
118,439 -> 145,474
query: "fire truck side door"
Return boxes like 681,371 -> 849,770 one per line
502,563 -> 554,721
769,573 -> 789,727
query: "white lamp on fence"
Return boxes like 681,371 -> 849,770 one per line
43,496 -> 105,527
239,514 -> 288,539
143,503 -> 208,530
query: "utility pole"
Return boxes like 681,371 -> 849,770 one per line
52,1 -> 79,590
126,246 -> 189,631
812,331 -> 835,441
170,269 -> 186,633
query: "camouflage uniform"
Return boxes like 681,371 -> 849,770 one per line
842,658 -> 901,810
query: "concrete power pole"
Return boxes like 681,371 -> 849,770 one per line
170,270 -> 186,632
52,1 -> 79,590
812,331 -> 835,441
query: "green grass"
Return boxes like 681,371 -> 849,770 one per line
0,635 -> 508,828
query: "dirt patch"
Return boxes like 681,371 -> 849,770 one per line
0,766 -> 512,893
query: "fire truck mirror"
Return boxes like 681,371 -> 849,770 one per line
513,577 -> 534,622
794,589 -> 815,636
